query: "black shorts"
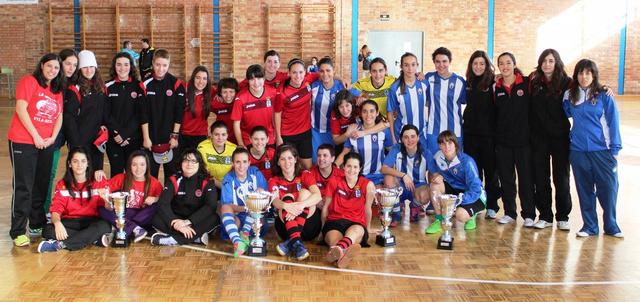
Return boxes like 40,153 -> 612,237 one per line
322,219 -> 369,247
274,207 -> 322,241
282,129 -> 312,159
444,181 -> 485,217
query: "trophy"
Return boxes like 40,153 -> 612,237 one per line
375,187 -> 403,247
111,192 -> 130,248
436,193 -> 463,250
244,191 -> 274,256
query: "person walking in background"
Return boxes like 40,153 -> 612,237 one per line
139,38 -> 155,79
358,45 -> 373,77
120,41 -> 140,67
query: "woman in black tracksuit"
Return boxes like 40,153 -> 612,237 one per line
104,52 -> 144,176
493,52 -> 535,226
462,50 -> 501,219
64,50 -> 107,171
151,148 -> 219,246
140,49 -> 185,181
529,49 -> 572,230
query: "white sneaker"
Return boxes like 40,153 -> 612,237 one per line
485,209 -> 497,219
557,221 -> 570,231
497,215 -> 515,224
533,220 -> 553,229
576,231 -> 590,237
611,232 -> 624,238
523,218 -> 535,228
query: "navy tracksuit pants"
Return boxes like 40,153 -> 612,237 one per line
569,150 -> 621,235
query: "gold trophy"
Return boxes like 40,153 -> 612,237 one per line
110,192 -> 130,248
244,191 -> 274,256
375,187 -> 403,247
436,193 -> 462,250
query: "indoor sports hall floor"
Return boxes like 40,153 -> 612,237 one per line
0,96 -> 639,301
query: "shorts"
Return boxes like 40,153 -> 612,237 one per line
274,207 -> 322,241
444,181 -> 485,217
322,218 -> 369,247
283,129 -> 313,159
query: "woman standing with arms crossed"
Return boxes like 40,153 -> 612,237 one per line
9,53 -> 65,246
529,49 -> 572,230
563,59 -> 622,238
493,52 -> 535,227
463,50 -> 501,219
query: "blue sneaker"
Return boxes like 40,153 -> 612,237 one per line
276,239 -> 291,257
292,240 -> 309,260
37,240 -> 61,253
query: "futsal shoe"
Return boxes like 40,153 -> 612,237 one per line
291,240 -> 310,260
276,239 -> 291,256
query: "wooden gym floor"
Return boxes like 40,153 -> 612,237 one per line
0,96 -> 639,301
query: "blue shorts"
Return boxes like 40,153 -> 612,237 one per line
311,128 -> 334,164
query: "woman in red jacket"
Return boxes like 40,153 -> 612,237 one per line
37,147 -> 112,252
181,65 -> 212,150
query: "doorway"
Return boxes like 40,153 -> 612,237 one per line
366,31 -> 424,78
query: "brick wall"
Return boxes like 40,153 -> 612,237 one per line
0,0 -> 639,98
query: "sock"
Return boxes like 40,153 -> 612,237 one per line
222,213 -> 241,244
336,237 -> 352,250
284,213 -> 302,240
241,215 -> 255,234
435,214 -> 444,221
293,208 -> 309,229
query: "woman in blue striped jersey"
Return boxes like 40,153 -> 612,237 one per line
381,124 -> 432,224
336,100 -> 392,185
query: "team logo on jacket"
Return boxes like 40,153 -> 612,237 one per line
452,168 -> 458,175
449,82 -> 455,89
166,89 -> 173,96
354,186 -> 361,198
296,181 -> 302,191
264,161 -> 271,169
274,82 -> 280,88
195,189 -> 202,197
371,134 -> 378,142
331,93 -> 336,100
131,91 -> 138,98
225,157 -> 231,164
266,98 -> 272,107
517,89 -> 524,96
417,88 -> 423,95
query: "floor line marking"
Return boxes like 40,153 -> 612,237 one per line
181,245 -> 640,287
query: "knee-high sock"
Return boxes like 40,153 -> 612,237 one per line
222,213 -> 241,244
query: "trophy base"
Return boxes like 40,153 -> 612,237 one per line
437,237 -> 454,250
247,244 -> 267,257
112,237 -> 129,248
376,234 -> 396,247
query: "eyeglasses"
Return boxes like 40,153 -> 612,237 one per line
183,159 -> 198,165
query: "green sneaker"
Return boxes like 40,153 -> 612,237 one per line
13,235 -> 30,247
425,219 -> 443,234
464,214 -> 477,230
233,241 -> 249,258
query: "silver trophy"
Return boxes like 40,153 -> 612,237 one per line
244,191 -> 274,256
110,192 -> 130,247
436,193 -> 463,250
375,187 -> 403,247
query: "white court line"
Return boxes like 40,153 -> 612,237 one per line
181,245 -> 640,287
